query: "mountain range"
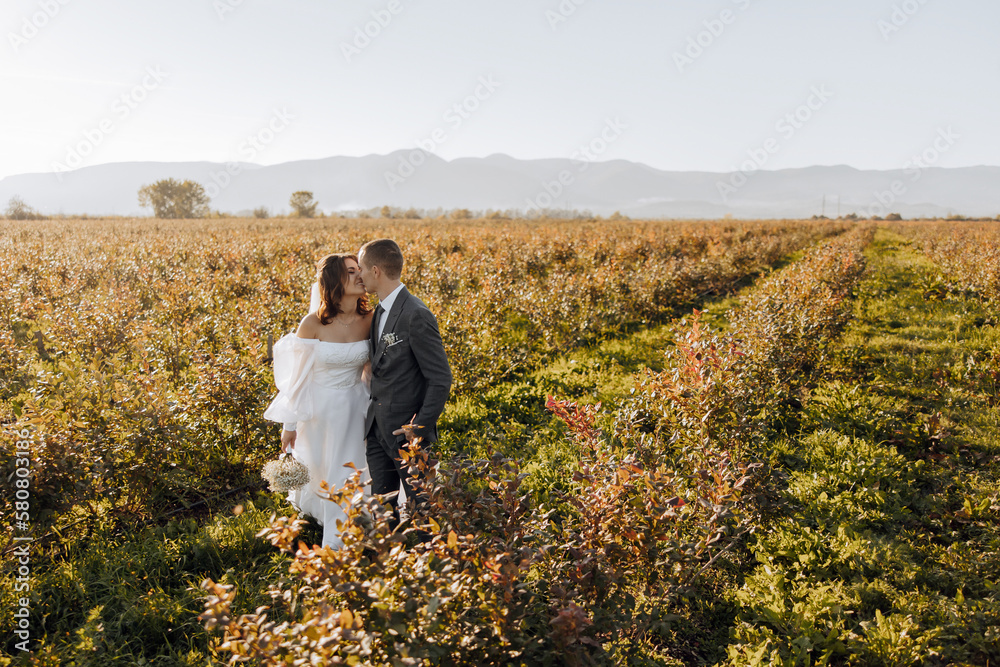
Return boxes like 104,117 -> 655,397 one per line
1,152 -> 996,219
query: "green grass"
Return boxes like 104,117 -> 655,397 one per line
435,280 -> 767,508
721,230 -> 1000,666
1,492 -> 312,665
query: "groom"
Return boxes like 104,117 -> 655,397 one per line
358,238 -> 452,521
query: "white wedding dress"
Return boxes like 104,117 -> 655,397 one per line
263,333 -> 370,549
302,283 -> 407,505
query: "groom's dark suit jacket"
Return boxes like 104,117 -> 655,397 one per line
365,287 -> 452,450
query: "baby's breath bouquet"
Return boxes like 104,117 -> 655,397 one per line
261,453 -> 310,492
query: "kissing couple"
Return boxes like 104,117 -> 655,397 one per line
263,238 -> 452,549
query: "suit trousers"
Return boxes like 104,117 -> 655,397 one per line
366,421 -> 428,524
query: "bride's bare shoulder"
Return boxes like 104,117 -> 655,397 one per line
296,312 -> 321,338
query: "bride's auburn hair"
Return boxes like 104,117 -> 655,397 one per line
316,253 -> 371,325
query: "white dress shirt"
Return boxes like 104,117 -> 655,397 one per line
376,283 -> 405,340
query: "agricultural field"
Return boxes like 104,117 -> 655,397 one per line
1,217 -> 999,665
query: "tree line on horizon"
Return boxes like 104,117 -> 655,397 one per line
1,177 -> 628,222
132,178 -> 621,221
5,177 -> 1000,222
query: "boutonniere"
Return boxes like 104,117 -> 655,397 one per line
381,332 -> 402,347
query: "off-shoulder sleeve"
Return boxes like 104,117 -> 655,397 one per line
263,333 -> 318,428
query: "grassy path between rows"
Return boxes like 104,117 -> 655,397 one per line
716,230 -> 1000,665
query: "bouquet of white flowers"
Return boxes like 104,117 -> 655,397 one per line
261,453 -> 310,492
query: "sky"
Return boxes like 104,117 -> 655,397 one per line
1,0 -> 998,180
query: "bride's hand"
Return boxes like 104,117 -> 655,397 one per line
281,429 -> 297,454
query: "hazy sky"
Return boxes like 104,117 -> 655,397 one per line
2,0 -> 997,179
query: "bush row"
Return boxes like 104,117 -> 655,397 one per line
723,234 -> 1000,665
890,220 -> 1000,304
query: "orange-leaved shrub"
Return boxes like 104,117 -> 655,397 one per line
199,397 -> 759,664
727,224 -> 873,426
892,220 -> 1000,303
632,225 -> 872,519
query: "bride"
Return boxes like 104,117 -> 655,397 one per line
263,253 -> 373,549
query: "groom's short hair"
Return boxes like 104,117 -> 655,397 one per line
360,238 -> 404,280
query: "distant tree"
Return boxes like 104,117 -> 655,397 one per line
402,208 -> 422,219
289,191 -> 318,218
5,196 -> 44,220
253,206 -> 270,219
137,179 -> 210,218
451,208 -> 472,220
380,205 -> 393,219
